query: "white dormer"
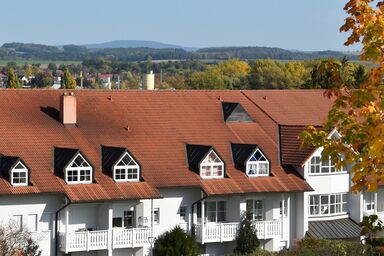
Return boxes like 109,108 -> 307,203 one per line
113,152 -> 140,182
65,153 -> 92,184
200,150 -> 224,179
11,161 -> 28,187
246,148 -> 269,177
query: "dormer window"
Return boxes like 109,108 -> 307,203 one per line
65,153 -> 92,184
102,146 -> 141,183
231,143 -> 270,177
246,149 -> 269,177
114,152 -> 140,182
186,144 -> 225,179
11,161 -> 28,186
200,150 -> 224,179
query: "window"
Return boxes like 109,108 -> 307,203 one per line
246,149 -> 269,177
113,217 -> 123,228
40,213 -> 52,231
124,210 -> 134,228
153,208 -> 160,225
65,154 -> 92,184
200,150 -> 224,179
11,162 -> 28,186
309,155 -> 343,174
246,200 -> 264,221
280,201 -> 287,217
179,206 -> 187,222
205,201 -> 226,223
27,214 -> 37,232
12,215 -> 22,232
114,152 -> 140,182
364,191 -> 375,212
309,193 -> 348,216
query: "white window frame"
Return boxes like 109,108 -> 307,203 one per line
205,201 -> 226,223
308,155 -> 345,175
65,153 -> 92,184
246,149 -> 269,177
153,208 -> 160,225
308,193 -> 348,217
364,191 -> 375,212
113,152 -> 140,182
11,161 -> 28,187
246,199 -> 264,221
27,214 -> 37,232
179,205 -> 188,222
11,215 -> 23,232
200,150 -> 224,179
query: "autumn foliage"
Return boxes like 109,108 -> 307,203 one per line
301,0 -> 384,192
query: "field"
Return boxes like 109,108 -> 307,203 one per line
0,59 -> 81,66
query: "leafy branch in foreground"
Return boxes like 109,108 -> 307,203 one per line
300,0 -> 384,192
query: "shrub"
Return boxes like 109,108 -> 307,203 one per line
153,226 -> 200,256
234,211 -> 260,254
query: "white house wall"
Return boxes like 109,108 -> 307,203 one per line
0,193 -> 62,256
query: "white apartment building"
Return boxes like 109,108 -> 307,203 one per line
0,90 -> 374,256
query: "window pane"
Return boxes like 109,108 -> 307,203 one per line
27,214 -> 37,232
154,208 -> 160,224
124,210 -> 134,228
259,163 -> 269,175
179,206 -> 187,222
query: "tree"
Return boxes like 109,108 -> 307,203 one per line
300,0 -> 384,192
153,226 -> 200,256
234,211 -> 259,254
0,221 -> 41,256
360,214 -> 383,245
61,68 -> 76,89
31,72 -> 54,88
7,68 -> 21,88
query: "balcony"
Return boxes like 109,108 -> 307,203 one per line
194,220 -> 282,244
59,228 -> 151,253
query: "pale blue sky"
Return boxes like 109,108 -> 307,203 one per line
0,0 -> 360,51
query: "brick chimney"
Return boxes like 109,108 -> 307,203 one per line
60,92 -> 77,125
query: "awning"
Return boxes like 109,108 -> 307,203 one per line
306,218 -> 361,240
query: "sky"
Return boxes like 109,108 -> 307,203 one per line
0,0 -> 361,51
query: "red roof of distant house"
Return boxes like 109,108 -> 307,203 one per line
0,90 -> 324,202
98,74 -> 113,79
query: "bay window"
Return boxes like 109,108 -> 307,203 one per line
309,193 -> 348,216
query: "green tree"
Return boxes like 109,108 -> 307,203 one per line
7,68 -> 21,88
61,68 -> 76,89
300,0 -> 384,191
153,226 -> 200,256
31,72 -> 54,88
234,211 -> 260,254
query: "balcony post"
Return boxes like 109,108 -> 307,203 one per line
287,195 -> 291,245
201,201 -> 205,244
65,206 -> 69,254
86,231 -> 90,251
281,194 -> 285,239
264,220 -> 266,239
220,223 -> 223,242
375,192 -> 378,215
107,203 -> 113,256
132,228 -> 136,248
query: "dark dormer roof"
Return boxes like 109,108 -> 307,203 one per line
222,102 -> 253,122
0,156 -> 21,180
231,143 -> 258,171
54,147 -> 80,178
186,144 -> 213,173
102,146 -> 133,176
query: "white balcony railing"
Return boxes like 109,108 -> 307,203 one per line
194,220 -> 282,244
59,228 -> 151,253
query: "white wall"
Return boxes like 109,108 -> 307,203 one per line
0,193 -> 63,256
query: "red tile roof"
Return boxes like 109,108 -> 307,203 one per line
0,89 -> 315,201
279,125 -> 318,166
243,90 -> 334,126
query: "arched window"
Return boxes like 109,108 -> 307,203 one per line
11,161 -> 28,186
114,152 -> 140,182
246,149 -> 269,177
200,150 -> 224,179
65,153 -> 92,184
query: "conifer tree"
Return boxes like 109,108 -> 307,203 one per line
234,211 -> 260,254
7,68 -> 20,88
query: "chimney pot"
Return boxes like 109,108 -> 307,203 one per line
60,92 -> 77,125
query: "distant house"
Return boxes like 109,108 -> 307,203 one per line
98,74 -> 113,89
0,73 -> 7,88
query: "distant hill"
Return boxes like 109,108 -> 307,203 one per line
84,40 -> 197,51
0,42 -> 359,61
